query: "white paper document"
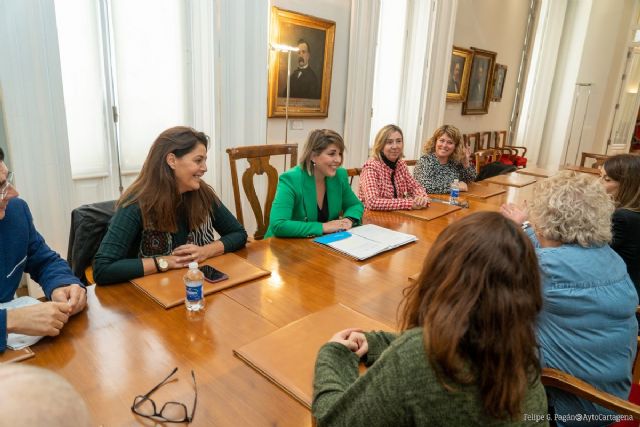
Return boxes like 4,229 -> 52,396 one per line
315,224 -> 417,260
1,296 -> 44,350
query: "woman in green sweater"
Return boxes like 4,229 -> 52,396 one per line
313,212 -> 548,426
265,129 -> 363,238
93,127 -> 247,285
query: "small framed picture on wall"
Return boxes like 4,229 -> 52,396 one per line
491,64 -> 507,102
462,48 -> 496,115
446,46 -> 473,102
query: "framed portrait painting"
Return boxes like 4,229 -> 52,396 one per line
267,7 -> 335,118
446,46 -> 472,102
491,64 -> 507,102
462,48 -> 496,115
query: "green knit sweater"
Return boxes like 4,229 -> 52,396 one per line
93,200 -> 247,284
313,328 -> 548,427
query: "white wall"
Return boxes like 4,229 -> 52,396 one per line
0,0 -> 74,257
583,0 -> 636,153
443,0 -> 530,135
538,0 -> 635,168
266,0 -> 351,159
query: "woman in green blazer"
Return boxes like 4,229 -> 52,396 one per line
265,129 -> 364,238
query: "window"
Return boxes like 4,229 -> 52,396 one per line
55,0 -> 192,181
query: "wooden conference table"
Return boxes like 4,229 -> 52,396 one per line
25,180 -> 538,426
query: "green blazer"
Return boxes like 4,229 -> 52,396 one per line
265,165 -> 364,238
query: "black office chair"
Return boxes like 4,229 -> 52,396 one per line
67,200 -> 117,285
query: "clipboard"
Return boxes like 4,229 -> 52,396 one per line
234,304 -> 393,408
129,253 -> 270,309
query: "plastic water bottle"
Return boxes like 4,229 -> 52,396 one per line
449,179 -> 460,206
184,262 -> 205,311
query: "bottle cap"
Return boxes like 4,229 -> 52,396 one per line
188,261 -> 198,269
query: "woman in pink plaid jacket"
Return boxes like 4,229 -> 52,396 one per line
358,125 -> 431,211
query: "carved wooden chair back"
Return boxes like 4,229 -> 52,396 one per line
226,144 -> 298,240
580,152 -> 609,169
474,149 -> 501,175
464,132 -> 481,153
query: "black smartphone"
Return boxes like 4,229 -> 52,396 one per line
199,265 -> 228,283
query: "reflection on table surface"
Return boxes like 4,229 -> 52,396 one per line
26,179 -> 541,426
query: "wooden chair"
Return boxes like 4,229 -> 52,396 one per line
580,152 -> 609,169
464,132 -> 481,153
479,131 -> 493,150
474,149 -> 501,175
494,130 -> 528,167
542,368 -> 640,421
226,144 -> 298,240
346,167 -> 361,186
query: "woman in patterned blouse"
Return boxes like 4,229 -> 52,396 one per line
358,125 -> 430,211
413,125 -> 476,194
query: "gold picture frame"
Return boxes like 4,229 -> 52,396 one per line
462,47 -> 496,115
267,7 -> 335,118
446,46 -> 472,102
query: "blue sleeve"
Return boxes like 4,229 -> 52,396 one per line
22,202 -> 83,299
524,226 -> 541,248
0,309 -> 6,353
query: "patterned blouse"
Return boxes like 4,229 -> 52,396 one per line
358,158 -> 428,211
413,153 -> 477,194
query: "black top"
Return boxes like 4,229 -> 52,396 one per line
317,191 -> 329,223
611,208 -> 640,292
380,153 -> 398,198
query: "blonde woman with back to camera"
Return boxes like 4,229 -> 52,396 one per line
501,171 -> 637,427
358,124 -> 430,211
413,124 -> 476,194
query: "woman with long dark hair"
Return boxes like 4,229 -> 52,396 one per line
93,126 -> 247,284
601,154 -> 640,290
312,212 -> 547,426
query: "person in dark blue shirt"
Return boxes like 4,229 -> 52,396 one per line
0,147 -> 86,352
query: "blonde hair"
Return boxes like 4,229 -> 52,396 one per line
299,129 -> 345,173
529,171 -> 614,247
371,124 -> 404,161
423,125 -> 465,163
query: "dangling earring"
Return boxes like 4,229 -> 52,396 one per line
311,161 -> 316,173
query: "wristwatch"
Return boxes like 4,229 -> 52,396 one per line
153,256 -> 169,272
521,221 -> 532,231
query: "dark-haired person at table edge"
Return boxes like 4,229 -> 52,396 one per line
265,129 -> 363,238
0,147 -> 86,353
600,154 -> 640,291
93,127 -> 247,285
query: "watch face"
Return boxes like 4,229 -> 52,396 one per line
158,258 -> 169,271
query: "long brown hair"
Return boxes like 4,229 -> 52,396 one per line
603,153 -> 640,212
400,212 -> 542,420
422,124 -> 465,163
118,126 -> 219,232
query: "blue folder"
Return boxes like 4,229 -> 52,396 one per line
313,231 -> 352,244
